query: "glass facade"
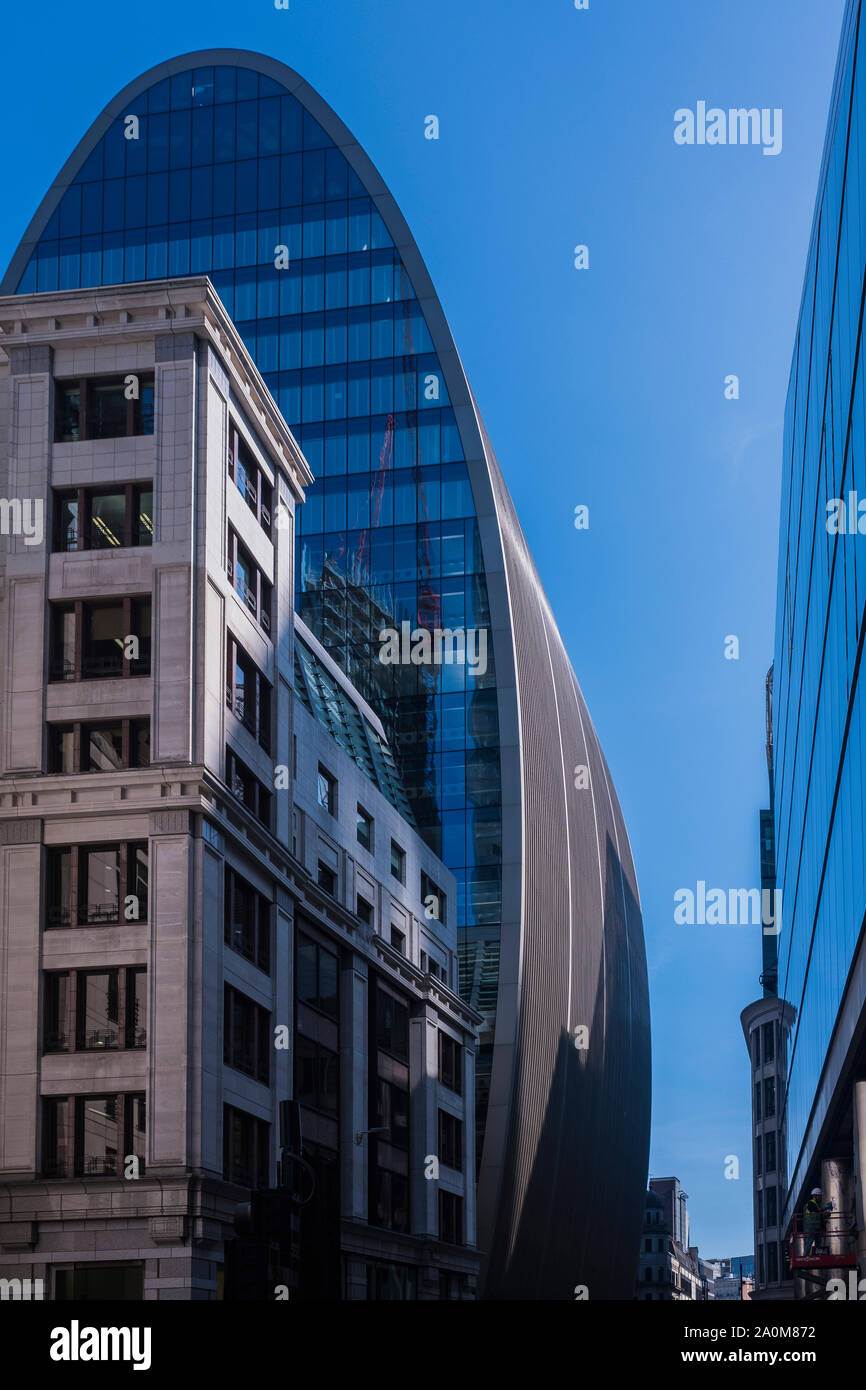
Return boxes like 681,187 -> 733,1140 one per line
774,0 -> 866,1180
12,63 -> 503,1062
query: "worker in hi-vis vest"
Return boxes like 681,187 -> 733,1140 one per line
803,1187 -> 828,1255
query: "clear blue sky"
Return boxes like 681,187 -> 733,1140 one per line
0,0 -> 845,1259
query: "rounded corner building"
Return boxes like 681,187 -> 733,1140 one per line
2,49 -> 651,1299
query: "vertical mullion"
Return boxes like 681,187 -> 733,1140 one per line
77,487 -> 86,552
123,597 -> 131,679
73,721 -> 82,774
121,719 -> 130,770
71,845 -> 80,927
80,380 -> 88,443
125,483 -> 133,547
120,842 -> 129,923
74,601 -> 84,681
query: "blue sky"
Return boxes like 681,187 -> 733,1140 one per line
0,0 -> 846,1259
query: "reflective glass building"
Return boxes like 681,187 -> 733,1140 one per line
774,0 -> 866,1244
2,50 -> 651,1297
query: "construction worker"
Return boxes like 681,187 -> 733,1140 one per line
803,1187 -> 826,1255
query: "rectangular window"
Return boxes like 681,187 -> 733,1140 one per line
390,840 -> 405,884
223,985 -> 271,1084
439,1190 -> 463,1245
226,634 -> 271,751
438,1109 -> 463,1172
49,599 -> 151,681
356,805 -> 373,851
356,895 -> 373,927
43,972 -> 70,1052
754,1081 -> 762,1123
765,1185 -> 777,1226
46,842 -> 148,928
226,746 -> 272,829
54,375 -> 154,443
375,985 -> 409,1061
755,1136 -> 762,1177
421,870 -> 446,926
228,423 -> 273,538
376,1078 -> 409,1151
294,1035 -> 339,1115
762,1022 -> 775,1063
757,1188 -> 764,1228
317,764 -> 337,816
390,926 -> 405,954
764,1076 -> 776,1118
42,1093 -> 145,1178
48,719 -> 150,774
227,524 -> 272,632
764,1131 -> 776,1172
372,1167 -> 409,1233
438,1033 -> 462,1095
53,484 -> 154,552
223,1104 -> 270,1188
766,1241 -> 779,1283
296,931 -> 338,1017
224,866 -> 271,973
317,861 -> 336,895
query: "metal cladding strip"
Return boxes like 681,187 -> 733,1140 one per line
472,413 -> 651,1299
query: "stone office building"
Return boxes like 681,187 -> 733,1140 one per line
0,277 -> 479,1299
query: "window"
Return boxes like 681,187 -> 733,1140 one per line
42,1093 -> 145,1178
438,1033 -> 462,1095
390,840 -> 405,884
356,895 -> 373,927
44,969 -> 147,1051
754,1081 -> 762,1123
766,1185 -> 777,1226
762,1021 -> 775,1063
375,1078 -> 409,1151
223,1104 -> 270,1188
753,1031 -> 761,1067
438,1110 -> 463,1172
372,1168 -> 409,1233
764,1076 -> 776,1118
223,985 -> 271,1084
53,484 -> 153,551
421,870 -> 446,926
294,1035 -> 339,1115
46,842 -> 148,928
227,525 -> 272,631
317,765 -> 337,816
764,1131 -> 777,1172
48,719 -> 150,774
317,861 -> 336,895
421,951 -> 446,982
755,1136 -> 762,1177
758,1244 -> 764,1284
296,932 -> 338,1018
757,1188 -> 764,1228
356,805 -> 373,851
375,986 -> 409,1061
226,746 -> 272,829
228,423 -> 273,537
224,866 -> 270,973
226,635 -> 271,751
645,1238 -> 652,1253
50,599 -> 151,680
439,1190 -> 463,1245
54,374 -> 154,443
54,1264 -> 144,1301
766,1241 -> 779,1283
390,926 -> 405,954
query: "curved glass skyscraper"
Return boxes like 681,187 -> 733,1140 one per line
2,49 -> 650,1297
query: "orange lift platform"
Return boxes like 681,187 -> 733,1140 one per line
788,1211 -> 858,1270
